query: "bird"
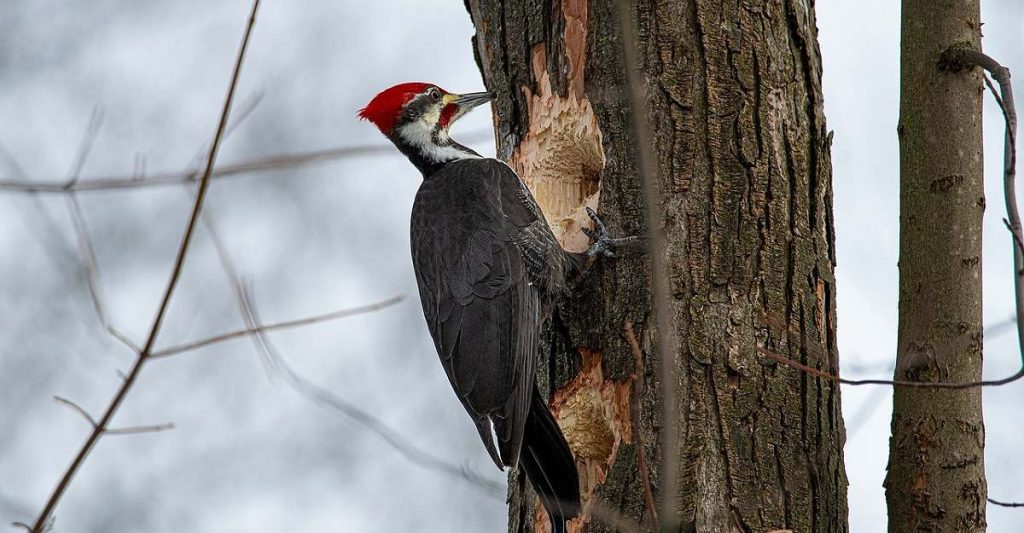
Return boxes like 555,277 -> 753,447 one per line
359,82 -> 631,532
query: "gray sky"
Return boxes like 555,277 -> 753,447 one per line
0,1 -> 1021,531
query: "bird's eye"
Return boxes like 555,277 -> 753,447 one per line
428,88 -> 442,102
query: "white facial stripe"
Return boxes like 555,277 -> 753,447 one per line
395,119 -> 480,163
419,104 -> 441,127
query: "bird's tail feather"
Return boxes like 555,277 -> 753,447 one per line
521,387 -> 580,533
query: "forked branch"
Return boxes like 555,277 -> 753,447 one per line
0,132 -> 491,194
25,2 -> 262,529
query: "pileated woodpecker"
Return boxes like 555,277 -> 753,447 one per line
359,82 -> 630,532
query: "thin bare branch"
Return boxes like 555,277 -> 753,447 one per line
237,285 -> 506,496
0,131 -> 492,194
180,91 -> 265,179
10,523 -> 31,532
222,91 -> 265,142
152,91 -> 282,374
758,345 -> 1022,389
0,142 -> 29,179
52,396 -> 97,429
132,153 -> 146,181
1,128 -> 80,268
149,296 -> 404,359
64,194 -> 140,352
614,3 -> 680,529
185,123 -> 643,533
62,108 -> 104,190
183,185 -> 503,497
946,47 -> 1023,381
1005,218 -> 1024,259
104,423 -> 175,436
27,3 -> 262,530
765,316 -> 1016,391
761,50 -> 1021,391
58,104 -> 140,351
194,200 -> 281,379
988,498 -> 1024,508
984,74 -> 1006,113
624,321 -> 657,530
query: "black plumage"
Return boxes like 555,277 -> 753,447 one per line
360,83 -> 585,532
411,158 -> 581,529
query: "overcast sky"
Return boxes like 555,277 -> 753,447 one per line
1,1 -> 1021,532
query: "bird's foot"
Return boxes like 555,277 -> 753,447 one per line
582,207 -> 643,258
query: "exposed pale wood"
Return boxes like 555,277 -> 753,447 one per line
465,0 -> 847,531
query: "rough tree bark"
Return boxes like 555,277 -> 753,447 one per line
465,1 -> 847,531
884,1 -> 987,531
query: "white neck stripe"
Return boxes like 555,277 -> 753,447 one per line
395,121 -> 480,163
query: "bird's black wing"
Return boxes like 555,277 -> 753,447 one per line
410,158 -> 545,469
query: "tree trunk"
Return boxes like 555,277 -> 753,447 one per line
885,1 -> 987,531
464,1 -> 847,531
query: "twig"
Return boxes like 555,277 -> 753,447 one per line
52,396 -> 97,428
624,321 -> 658,530
62,108 -> 140,350
758,346 -> 1019,388
765,317 -> 1017,389
65,194 -> 140,352
132,153 -> 146,181
947,48 -> 1022,379
179,91 -> 266,180
198,183 -> 644,530
26,2 -> 262,530
153,94 -> 294,375
984,74 -> 1006,114
1005,218 -> 1024,260
104,423 -> 175,436
614,3 -> 680,529
761,50 -> 1021,390
186,191 -> 503,497
62,105 -> 138,353
988,498 -> 1024,508
237,284 -> 505,496
62,108 -> 104,190
837,317 -> 1015,382
148,296 -> 404,359
0,145 -> 384,193
195,203 -> 281,379
1,491 -> 34,527
0,130 -> 80,270
0,131 -> 492,194
0,142 -> 29,179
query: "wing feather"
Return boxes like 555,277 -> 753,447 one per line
411,159 -> 544,468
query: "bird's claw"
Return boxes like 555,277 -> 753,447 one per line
584,207 -> 641,258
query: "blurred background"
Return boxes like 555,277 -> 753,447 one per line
0,1 -> 1021,531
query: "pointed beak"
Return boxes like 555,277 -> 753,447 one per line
451,91 -> 495,110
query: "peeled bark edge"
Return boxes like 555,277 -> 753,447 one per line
466,1 -> 848,531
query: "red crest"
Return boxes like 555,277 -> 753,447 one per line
358,82 -> 442,134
